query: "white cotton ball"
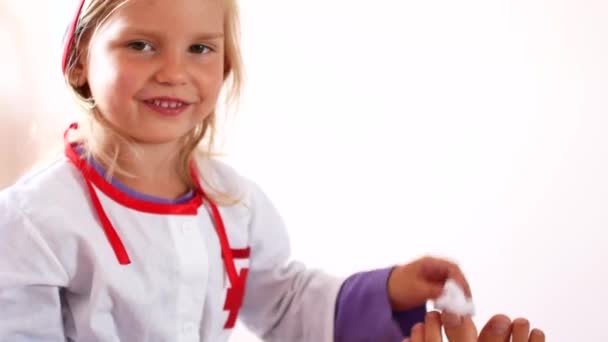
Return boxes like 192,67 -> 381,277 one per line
434,279 -> 475,316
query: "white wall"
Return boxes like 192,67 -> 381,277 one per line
2,1 -> 607,341
0,0 -> 76,189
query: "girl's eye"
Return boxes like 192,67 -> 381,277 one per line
189,44 -> 211,54
128,41 -> 153,52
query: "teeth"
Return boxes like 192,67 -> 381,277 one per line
150,100 -> 184,108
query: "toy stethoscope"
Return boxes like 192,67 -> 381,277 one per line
64,124 -> 246,328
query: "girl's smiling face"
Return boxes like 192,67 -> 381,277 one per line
78,0 -> 226,145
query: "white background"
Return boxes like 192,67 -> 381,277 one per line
1,1 -> 607,341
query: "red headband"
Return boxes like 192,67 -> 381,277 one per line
62,0 -> 87,74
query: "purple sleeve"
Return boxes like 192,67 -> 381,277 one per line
334,267 -> 427,342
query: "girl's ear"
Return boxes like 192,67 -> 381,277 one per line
68,53 -> 88,88
67,36 -> 91,88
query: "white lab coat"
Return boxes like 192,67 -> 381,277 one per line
0,157 -> 344,342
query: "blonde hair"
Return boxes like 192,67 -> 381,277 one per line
63,0 -> 243,204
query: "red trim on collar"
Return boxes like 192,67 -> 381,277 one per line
64,125 -> 203,215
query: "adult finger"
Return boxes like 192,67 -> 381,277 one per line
529,329 -> 545,342
478,314 -> 512,342
442,312 -> 477,342
511,318 -> 530,342
425,311 -> 443,342
410,322 -> 425,342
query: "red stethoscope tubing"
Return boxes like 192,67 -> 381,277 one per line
63,123 -> 239,289
61,0 -> 241,292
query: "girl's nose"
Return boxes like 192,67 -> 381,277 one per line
154,53 -> 188,86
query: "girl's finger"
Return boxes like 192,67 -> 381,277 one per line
419,258 -> 472,299
446,264 -> 472,298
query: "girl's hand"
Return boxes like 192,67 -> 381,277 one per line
405,311 -> 546,342
388,256 -> 472,311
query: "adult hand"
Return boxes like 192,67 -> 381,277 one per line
405,311 -> 545,342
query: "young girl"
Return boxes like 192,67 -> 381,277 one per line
0,0 -> 478,341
